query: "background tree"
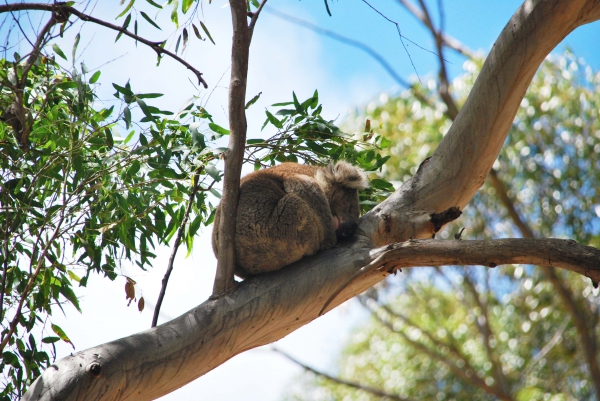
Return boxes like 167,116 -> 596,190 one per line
282,6 -> 600,398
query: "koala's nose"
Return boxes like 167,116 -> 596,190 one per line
336,220 -> 357,238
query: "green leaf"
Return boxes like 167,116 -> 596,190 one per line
124,107 -> 131,128
208,122 -> 230,136
265,110 -> 283,129
140,12 -> 162,30
245,92 -> 262,109
250,0 -> 260,7
205,165 -> 221,182
136,99 -> 153,118
72,33 -> 80,62
2,352 -> 19,367
136,93 -> 164,99
369,178 -> 394,191
59,285 -> 81,312
175,34 -> 182,54
42,336 -> 61,344
293,92 -> 303,113
89,70 -> 101,84
276,109 -> 296,116
146,0 -> 163,8
67,270 -> 81,282
182,0 -> 193,13
200,21 -> 215,44
124,130 -> 135,144
171,3 -> 179,28
51,324 -> 73,347
105,128 -> 114,149
112,83 -> 134,97
116,13 -> 132,42
192,24 -> 203,40
117,0 -> 135,18
52,44 -> 67,60
271,101 -> 294,106
56,81 -> 78,89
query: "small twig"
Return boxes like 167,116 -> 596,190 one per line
520,317 -> 570,381
151,168 -> 205,327
395,0 -> 474,58
0,3 -> 208,88
248,0 -> 268,41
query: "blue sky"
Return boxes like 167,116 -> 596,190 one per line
3,1 -> 600,400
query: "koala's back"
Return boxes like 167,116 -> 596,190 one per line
232,163 -> 335,277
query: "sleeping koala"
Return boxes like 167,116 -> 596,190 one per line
212,161 -> 368,278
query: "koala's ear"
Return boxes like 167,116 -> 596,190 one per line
316,161 -> 368,190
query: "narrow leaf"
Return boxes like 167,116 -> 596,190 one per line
265,110 -> 283,129
140,11 -> 162,30
117,0 -> 135,18
72,33 -> 80,62
205,165 -> 221,182
146,0 -> 162,8
116,13 -> 132,42
183,27 -> 189,51
51,324 -> 73,347
245,92 -> 262,109
200,21 -> 215,44
52,44 -> 67,60
192,23 -> 202,40
175,34 -> 182,54
208,122 -> 230,136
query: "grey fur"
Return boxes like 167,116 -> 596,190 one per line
212,161 -> 368,278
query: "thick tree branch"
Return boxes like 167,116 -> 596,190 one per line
23,238 -> 600,400
273,348 -> 413,401
0,3 -> 208,88
359,0 -> 600,247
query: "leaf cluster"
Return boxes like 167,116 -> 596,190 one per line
0,54 -> 219,398
251,91 -> 393,212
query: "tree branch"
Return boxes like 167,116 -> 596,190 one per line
360,0 -> 600,247
0,3 -> 208,88
213,0 -> 251,295
273,348 -> 413,401
23,237 -> 600,400
151,168 -> 203,328
248,0 -> 268,41
461,272 -> 511,397
395,0 -> 475,58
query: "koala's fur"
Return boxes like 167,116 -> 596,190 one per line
212,161 -> 368,278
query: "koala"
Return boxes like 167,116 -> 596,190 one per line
212,161 -> 368,278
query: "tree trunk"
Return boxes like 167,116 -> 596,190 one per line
23,0 -> 600,399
